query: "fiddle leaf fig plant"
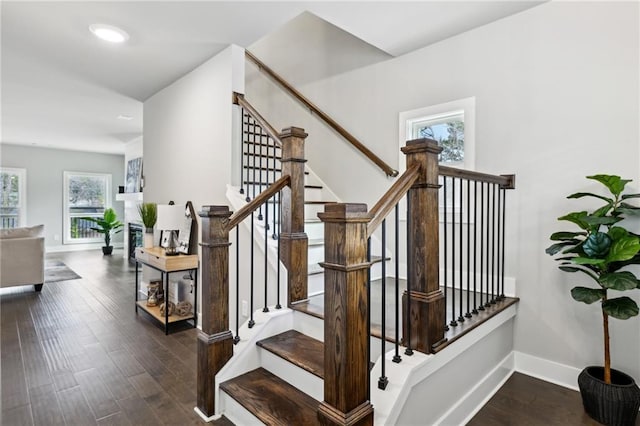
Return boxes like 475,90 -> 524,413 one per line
547,175 -> 640,384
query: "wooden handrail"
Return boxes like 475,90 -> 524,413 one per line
226,175 -> 290,230
439,165 -> 515,189
233,92 -> 282,147
367,164 -> 420,238
246,50 -> 399,178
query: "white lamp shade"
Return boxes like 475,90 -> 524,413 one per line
156,204 -> 184,230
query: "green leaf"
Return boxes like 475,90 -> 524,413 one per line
592,204 -> 613,218
550,231 -> 586,241
621,193 -> 640,200
571,286 -> 604,304
582,232 -> 611,257
599,271 -> 639,291
567,192 -> 613,204
608,227 -> 628,241
606,235 -> 640,263
573,257 -> 606,266
587,175 -> 632,197
558,211 -> 589,230
546,241 -> 579,256
583,215 -> 622,227
616,203 -> 640,216
602,297 -> 639,320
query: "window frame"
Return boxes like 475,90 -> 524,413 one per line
0,167 -> 27,228
398,97 -> 475,173
63,171 -> 112,245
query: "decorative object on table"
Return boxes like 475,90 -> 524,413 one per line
175,301 -> 192,317
125,157 -> 142,193
157,203 -> 184,256
137,202 -> 157,248
177,201 -> 197,255
146,279 -> 163,307
82,208 -> 124,255
546,174 -> 640,426
160,301 -> 175,316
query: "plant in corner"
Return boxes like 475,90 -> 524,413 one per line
137,202 -> 157,248
547,174 -> 640,426
84,208 -> 124,255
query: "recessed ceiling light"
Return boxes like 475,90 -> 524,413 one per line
89,24 -> 129,43
117,114 -> 133,121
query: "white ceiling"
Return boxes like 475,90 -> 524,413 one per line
1,1 -> 544,155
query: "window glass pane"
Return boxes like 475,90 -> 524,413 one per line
413,116 -> 464,164
0,169 -> 23,228
64,172 -> 110,243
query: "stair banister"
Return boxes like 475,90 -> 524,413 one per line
278,126 -> 309,305
402,138 -> 448,353
197,205 -> 234,419
318,203 -> 375,426
226,175 -> 290,230
246,50 -> 399,178
233,92 -> 283,146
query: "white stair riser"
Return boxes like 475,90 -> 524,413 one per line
292,310 -> 324,342
308,272 -> 324,296
305,221 -> 324,240
259,349 -> 324,401
220,391 -> 264,426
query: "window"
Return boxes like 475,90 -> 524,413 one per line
63,171 -> 111,244
399,97 -> 475,171
0,167 -> 27,228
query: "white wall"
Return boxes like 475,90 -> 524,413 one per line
246,2 -> 640,382
143,44 -> 245,325
0,144 -> 125,250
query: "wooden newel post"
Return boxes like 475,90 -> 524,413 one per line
318,203 -> 374,426
279,126 -> 309,305
401,138 -> 447,353
196,205 -> 234,419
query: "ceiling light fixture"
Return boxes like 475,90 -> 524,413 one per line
117,114 -> 133,121
89,24 -> 129,43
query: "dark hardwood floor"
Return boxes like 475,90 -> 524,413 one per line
1,249 -> 213,426
1,249 -> 625,425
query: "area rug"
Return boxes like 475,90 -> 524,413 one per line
44,260 -> 81,283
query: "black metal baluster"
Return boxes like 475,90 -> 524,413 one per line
500,187 -> 507,299
249,212 -> 255,328
257,128 -> 264,221
443,177 -> 449,331
479,182 -> 485,311
263,197 -> 269,313
239,109 -> 245,196
458,177 -> 464,323
379,219 -> 388,390
276,193 -> 282,309
465,179 -> 472,319
484,182 -> 491,308
234,226 -> 240,344
393,204 -> 401,363
405,195 -> 413,356
450,178 -> 457,327
272,140 -> 278,239
496,185 -> 502,301
472,181 -> 478,315
491,183 -> 497,304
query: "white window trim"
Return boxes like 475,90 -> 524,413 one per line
63,171 -> 112,245
398,96 -> 476,173
1,167 -> 27,227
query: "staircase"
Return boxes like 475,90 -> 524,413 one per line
195,63 -> 517,425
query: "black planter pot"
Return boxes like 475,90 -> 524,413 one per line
578,366 -> 640,426
102,246 -> 113,255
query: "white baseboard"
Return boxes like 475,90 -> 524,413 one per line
513,351 -> 581,391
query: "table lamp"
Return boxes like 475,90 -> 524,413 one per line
156,204 -> 184,256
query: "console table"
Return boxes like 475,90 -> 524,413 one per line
135,247 -> 198,334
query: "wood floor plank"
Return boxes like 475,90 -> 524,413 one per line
1,403 -> 34,426
108,349 -> 146,377
29,383 -> 66,426
96,411 -> 132,426
57,385 -> 96,425
115,395 -> 163,425
74,368 -> 121,420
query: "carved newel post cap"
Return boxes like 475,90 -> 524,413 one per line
199,205 -> 232,218
318,203 -> 373,223
279,126 -> 308,139
401,137 -> 442,155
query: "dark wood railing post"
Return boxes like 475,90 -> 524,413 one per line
401,138 -> 447,353
196,205 -> 233,419
318,203 -> 374,426
279,126 -> 309,305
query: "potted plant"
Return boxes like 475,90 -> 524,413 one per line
84,208 -> 124,255
137,202 -> 157,248
547,174 -> 640,425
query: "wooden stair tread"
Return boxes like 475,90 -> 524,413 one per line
257,330 -> 324,378
220,367 -> 320,426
